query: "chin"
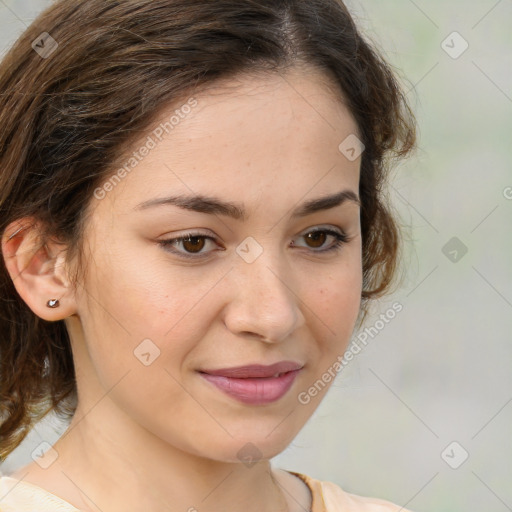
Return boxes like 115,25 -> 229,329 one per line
214,440 -> 291,465
164,422 -> 296,465
212,423 -> 301,464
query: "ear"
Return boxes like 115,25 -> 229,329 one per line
1,218 -> 77,321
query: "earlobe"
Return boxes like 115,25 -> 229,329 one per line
1,219 -> 77,321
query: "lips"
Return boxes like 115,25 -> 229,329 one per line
198,361 -> 303,405
199,361 -> 303,379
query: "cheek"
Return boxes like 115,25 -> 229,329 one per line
308,259 -> 363,356
82,245 -> 204,335
315,257 -> 362,319
75,251 -> 221,381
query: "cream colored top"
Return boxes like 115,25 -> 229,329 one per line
0,470 -> 412,511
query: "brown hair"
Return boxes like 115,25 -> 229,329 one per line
0,0 -> 415,461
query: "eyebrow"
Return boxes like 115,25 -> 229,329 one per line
134,189 -> 360,221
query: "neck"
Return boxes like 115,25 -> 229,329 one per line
29,317 -> 294,512
50,406 -> 288,512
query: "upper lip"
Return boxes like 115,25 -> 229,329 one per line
199,361 -> 303,378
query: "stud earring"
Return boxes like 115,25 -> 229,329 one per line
47,299 -> 60,308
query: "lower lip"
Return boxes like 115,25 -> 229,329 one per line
199,369 -> 301,405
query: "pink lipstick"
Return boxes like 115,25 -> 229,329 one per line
199,361 -> 302,405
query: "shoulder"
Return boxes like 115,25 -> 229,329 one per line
0,474 -> 80,512
287,471 -> 413,512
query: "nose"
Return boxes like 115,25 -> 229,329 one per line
222,252 -> 306,343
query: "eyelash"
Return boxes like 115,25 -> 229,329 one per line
158,228 -> 349,260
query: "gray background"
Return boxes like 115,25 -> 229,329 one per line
1,1 -> 511,511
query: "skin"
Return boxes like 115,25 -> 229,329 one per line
3,65 -> 362,512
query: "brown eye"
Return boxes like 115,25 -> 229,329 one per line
159,228 -> 348,261
304,231 -> 327,249
181,235 -> 206,253
292,228 -> 348,254
159,233 -> 217,259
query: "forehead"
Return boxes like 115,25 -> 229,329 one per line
177,66 -> 358,142
94,66 -> 361,218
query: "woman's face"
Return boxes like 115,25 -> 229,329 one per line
71,67 -> 363,462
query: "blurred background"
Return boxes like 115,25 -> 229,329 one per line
0,1 -> 511,511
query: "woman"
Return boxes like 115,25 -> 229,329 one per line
0,0 -> 416,510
